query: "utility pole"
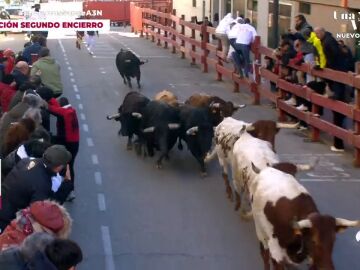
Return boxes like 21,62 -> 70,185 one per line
272,0 -> 279,48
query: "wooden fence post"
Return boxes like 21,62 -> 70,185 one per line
354,64 -> 360,166
151,8 -> 155,43
190,16 -> 196,65
180,15 -> 185,59
171,9 -> 177,54
163,8 -> 168,49
201,22 -> 209,73
140,7 -> 144,38
252,36 -> 261,105
157,8 -> 161,46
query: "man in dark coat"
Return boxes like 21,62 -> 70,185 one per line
315,27 -> 347,152
22,35 -> 43,65
0,145 -> 73,231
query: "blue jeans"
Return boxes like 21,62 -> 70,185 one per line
232,43 -> 251,77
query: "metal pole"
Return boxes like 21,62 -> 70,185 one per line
202,0 -> 205,21
272,0 -> 279,48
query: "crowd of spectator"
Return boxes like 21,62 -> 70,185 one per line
0,32 -> 82,269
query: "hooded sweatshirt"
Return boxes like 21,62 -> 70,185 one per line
216,13 -> 233,35
30,56 -> 63,96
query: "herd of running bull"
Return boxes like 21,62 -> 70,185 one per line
111,50 -> 360,269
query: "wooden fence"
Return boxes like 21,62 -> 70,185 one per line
129,2 -> 360,167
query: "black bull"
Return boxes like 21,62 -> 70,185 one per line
106,91 -> 150,150
115,49 -> 147,89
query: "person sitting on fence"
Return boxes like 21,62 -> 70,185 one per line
303,28 -> 326,69
215,13 -> 233,60
293,14 -> 313,40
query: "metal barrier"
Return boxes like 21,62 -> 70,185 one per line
130,4 -> 360,167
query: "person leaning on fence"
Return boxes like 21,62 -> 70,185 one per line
30,48 -> 63,98
22,36 -> 43,65
314,27 -> 348,152
215,13 -> 233,61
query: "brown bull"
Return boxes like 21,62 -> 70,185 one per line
154,90 -> 179,107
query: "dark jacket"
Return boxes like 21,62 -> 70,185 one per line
0,248 -> 25,270
22,42 -> 42,65
11,70 -> 28,91
321,32 -> 346,71
0,158 -> 73,231
26,251 -> 57,270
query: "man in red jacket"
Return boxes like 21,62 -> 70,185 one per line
0,74 -> 16,113
47,97 -> 79,201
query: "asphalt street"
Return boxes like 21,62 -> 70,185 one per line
1,30 -> 360,270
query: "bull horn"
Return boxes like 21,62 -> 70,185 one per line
246,125 -> 255,132
276,122 -> 300,129
335,218 -> 360,227
293,219 -> 312,229
210,102 -> 220,108
132,112 -> 142,119
143,126 -> 155,133
168,123 -> 180,130
186,126 -> 199,135
251,162 -> 261,174
296,157 -> 320,171
106,113 -> 120,120
234,104 -> 246,109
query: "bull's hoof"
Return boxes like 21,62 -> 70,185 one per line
164,154 -> 170,161
226,190 -> 234,202
156,163 -> 162,170
200,171 -> 207,178
240,210 -> 253,221
178,143 -> 183,151
234,202 -> 240,211
126,144 -> 133,151
137,84 -> 141,89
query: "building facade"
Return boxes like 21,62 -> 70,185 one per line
173,0 -> 359,54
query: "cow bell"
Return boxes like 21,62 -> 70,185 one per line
168,123 -> 180,130
143,126 -> 155,133
131,112 -> 142,119
106,113 -> 120,120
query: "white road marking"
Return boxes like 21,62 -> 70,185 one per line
69,72 -> 74,77
300,178 -> 360,182
101,226 -> 115,270
80,113 -> 86,120
65,61 -> 70,65
101,71 -> 106,74
68,66 -> 72,71
83,124 -> 89,132
92,154 -> 99,164
94,171 -> 102,185
87,137 -> 94,147
78,103 -> 83,110
58,39 -> 65,53
73,85 -> 78,92
70,78 -> 75,83
76,94 -> 81,100
98,194 -> 106,211
113,91 -> 119,96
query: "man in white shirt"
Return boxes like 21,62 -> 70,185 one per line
215,13 -> 233,60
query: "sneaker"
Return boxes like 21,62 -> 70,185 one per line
296,104 -> 308,111
284,97 -> 296,106
66,191 -> 76,202
330,146 -> 344,152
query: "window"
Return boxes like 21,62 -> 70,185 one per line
192,0 -> 196,8
299,2 -> 311,15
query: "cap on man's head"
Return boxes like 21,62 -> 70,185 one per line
39,47 -> 50,58
43,145 -> 72,168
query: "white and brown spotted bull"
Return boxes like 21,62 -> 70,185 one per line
205,117 -> 301,204
250,163 -> 360,270
185,93 -> 246,126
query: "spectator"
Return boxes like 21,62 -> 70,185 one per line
303,28 -> 326,69
0,145 -> 73,231
3,49 -> 15,76
11,61 -> 30,91
30,48 -> 63,98
338,40 -> 355,72
315,27 -> 347,152
8,81 -> 36,111
85,30 -> 99,56
215,13 -> 233,60
2,117 -> 36,157
0,91 -> 44,148
0,200 -> 72,251
36,86 -> 54,132
0,232 -> 54,269
22,35 -> 43,65
0,74 -> 16,113
39,238 -> 83,270
294,14 -> 313,40
48,97 -> 80,201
